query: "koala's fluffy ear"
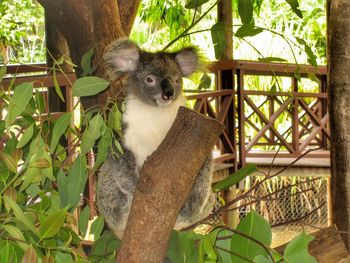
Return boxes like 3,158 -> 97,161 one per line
174,48 -> 199,77
104,38 -> 140,77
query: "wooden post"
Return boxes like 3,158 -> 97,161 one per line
116,107 -> 224,263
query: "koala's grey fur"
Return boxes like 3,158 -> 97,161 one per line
96,39 -> 215,239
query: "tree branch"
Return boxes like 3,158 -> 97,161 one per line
116,107 -> 224,263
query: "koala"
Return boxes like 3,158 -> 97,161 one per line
96,39 -> 215,239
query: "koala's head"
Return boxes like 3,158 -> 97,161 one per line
103,39 -> 198,107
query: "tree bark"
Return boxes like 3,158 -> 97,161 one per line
328,0 -> 350,249
116,107 -> 224,263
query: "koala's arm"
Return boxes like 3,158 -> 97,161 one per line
175,155 -> 215,228
96,149 -> 138,239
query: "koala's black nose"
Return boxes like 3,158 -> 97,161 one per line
161,78 -> 174,100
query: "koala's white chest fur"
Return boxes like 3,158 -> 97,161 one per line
123,95 -> 186,168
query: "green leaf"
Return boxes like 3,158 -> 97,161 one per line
4,196 -> 38,235
78,205 -> 90,237
17,124 -> 34,149
235,24 -> 263,38
0,65 -> 6,83
254,255 -> 273,263
55,251 -> 73,263
81,48 -> 95,76
230,210 -> 272,262
50,112 -> 72,153
284,232 -> 317,263
72,76 -> 110,97
81,113 -> 104,155
93,128 -> 112,172
305,45 -> 317,66
40,208 -> 67,240
211,21 -> 225,60
185,0 -> 209,9
199,235 -> 217,263
213,164 -> 257,192
0,242 -> 14,263
3,224 -> 29,251
57,169 -> 68,208
91,230 -> 121,256
5,82 -> 33,127
66,155 -> 88,211
53,68 -> 65,102
114,139 -> 124,155
285,0 -> 303,18
215,229 -> 233,263
90,216 -> 105,240
238,0 -> 253,24
258,57 -> 287,63
167,231 -> 186,263
0,151 -> 17,173
198,73 -> 212,90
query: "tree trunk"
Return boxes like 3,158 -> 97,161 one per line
328,0 -> 350,249
116,107 -> 224,263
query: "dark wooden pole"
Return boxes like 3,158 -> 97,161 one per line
116,107 -> 224,263
328,0 -> 350,249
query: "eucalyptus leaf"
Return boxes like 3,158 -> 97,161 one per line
230,210 -> 272,262
198,73 -> 212,90
258,57 -> 287,63
235,24 -> 263,38
81,113 -> 104,155
17,124 -> 34,149
81,47 -> 95,76
213,164 -> 257,192
284,232 -> 317,263
78,205 -> 90,237
40,208 -> 67,240
21,246 -> 37,263
93,128 -> 112,172
211,21 -> 225,59
285,0 -> 303,18
72,76 -> 110,97
238,0 -> 253,24
0,65 -> 6,83
185,0 -> 209,9
5,82 -> 33,127
50,112 -> 72,153
2,224 -> 29,251
90,216 -> 105,240
53,68 -> 65,102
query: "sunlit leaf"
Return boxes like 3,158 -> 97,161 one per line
17,124 -> 34,149
31,158 -> 51,169
284,232 -> 317,263
230,210 -> 272,262
5,82 -> 33,127
72,76 -> 110,97
49,112 -> 72,153
238,0 -> 253,24
213,164 -> 257,192
40,208 -> 67,240
285,0 -> 303,18
211,21 -> 225,59
114,139 -> 124,155
185,0 -> 209,9
90,216 -> 104,240
199,235 -> 217,263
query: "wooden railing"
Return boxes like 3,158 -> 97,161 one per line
185,60 -> 328,168
2,61 -> 329,168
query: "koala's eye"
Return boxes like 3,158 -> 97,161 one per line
146,75 -> 156,84
175,78 -> 180,83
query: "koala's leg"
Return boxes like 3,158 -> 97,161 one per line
96,149 -> 138,239
175,156 -> 215,229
